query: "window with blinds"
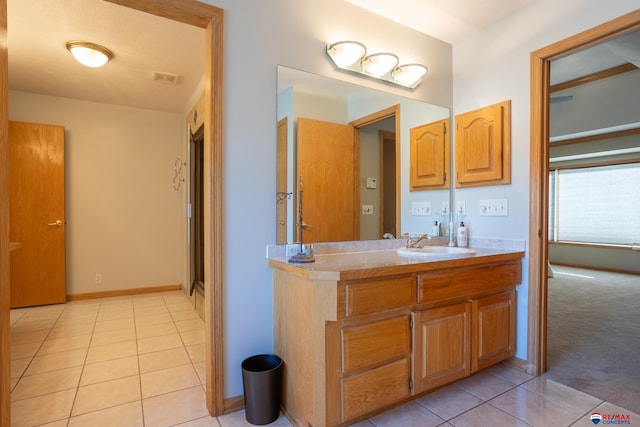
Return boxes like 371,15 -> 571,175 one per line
549,162 -> 640,245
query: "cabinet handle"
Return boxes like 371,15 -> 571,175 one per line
48,220 -> 63,227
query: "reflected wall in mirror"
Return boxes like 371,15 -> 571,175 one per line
277,66 -> 450,244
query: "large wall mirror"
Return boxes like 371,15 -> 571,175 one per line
277,66 -> 450,244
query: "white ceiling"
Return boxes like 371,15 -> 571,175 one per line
7,0 -> 204,113
6,0 -> 639,112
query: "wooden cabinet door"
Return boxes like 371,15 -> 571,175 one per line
409,119 -> 449,190
472,290 -> 516,372
455,100 -> 510,188
412,302 -> 471,394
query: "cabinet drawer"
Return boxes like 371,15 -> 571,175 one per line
418,261 -> 521,304
342,315 -> 410,374
342,358 -> 410,422
345,275 -> 415,317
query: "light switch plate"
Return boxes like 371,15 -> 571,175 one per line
479,199 -> 508,216
457,200 -> 466,216
366,177 -> 377,189
362,204 -> 374,215
411,202 -> 431,216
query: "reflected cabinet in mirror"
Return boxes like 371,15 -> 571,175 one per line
277,66 -> 451,244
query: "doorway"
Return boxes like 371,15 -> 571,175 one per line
0,0 -> 225,423
528,9 -> 640,377
189,124 -> 205,317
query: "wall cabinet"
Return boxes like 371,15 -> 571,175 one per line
409,119 -> 450,190
271,253 -> 523,427
455,100 -> 511,188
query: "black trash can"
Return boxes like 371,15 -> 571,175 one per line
241,354 -> 283,425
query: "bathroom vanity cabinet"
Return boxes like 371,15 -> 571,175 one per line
269,248 -> 523,427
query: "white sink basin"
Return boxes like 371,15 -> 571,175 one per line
396,246 -> 476,259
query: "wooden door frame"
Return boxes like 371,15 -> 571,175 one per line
0,0 -> 225,423
350,105 -> 401,238
528,9 -> 640,375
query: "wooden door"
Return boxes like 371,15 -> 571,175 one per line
297,117 -> 357,243
276,118 -> 288,244
412,302 -> 471,394
9,121 -> 66,307
409,119 -> 449,190
472,290 -> 516,372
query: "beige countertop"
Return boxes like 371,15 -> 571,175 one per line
268,247 -> 525,281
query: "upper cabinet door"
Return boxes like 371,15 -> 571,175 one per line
409,118 -> 450,190
455,100 -> 511,188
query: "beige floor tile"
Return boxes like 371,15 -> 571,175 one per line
174,416 -> 222,426
135,312 -> 174,326
489,387 -> 583,426
143,386 -> 209,427
90,328 -> 136,346
141,364 -> 201,398
175,318 -> 205,333
38,333 -> 91,355
85,339 -> 137,364
171,309 -> 201,321
167,301 -> 197,312
96,308 -> 134,322
10,378 -> 18,392
10,318 -> 55,333
138,347 -> 192,374
455,371 -> 517,401
25,348 -> 88,375
20,307 -> 64,322
54,313 -> 97,327
10,388 -> 76,427
68,400 -> 144,427
521,377 -> 603,414
186,343 -> 206,363
10,358 -> 31,379
450,403 -> 529,427
416,383 -> 483,420
134,305 -> 169,317
11,366 -> 82,401
10,308 -> 28,325
136,321 -> 178,339
180,329 -> 205,346
10,328 -> 50,345
38,419 -> 69,427
193,361 -> 206,385
138,333 -> 183,354
94,317 -> 136,333
485,364 -> 536,385
80,355 -> 139,386
72,375 -> 141,416
217,410 -> 292,426
368,401 -> 444,427
47,322 -> 96,339
10,341 -> 41,360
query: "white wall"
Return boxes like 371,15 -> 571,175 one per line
9,91 -> 184,295
452,0 -> 640,360
203,0 -> 453,397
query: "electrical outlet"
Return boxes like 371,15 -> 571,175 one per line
411,202 -> 431,216
362,204 -> 373,215
457,200 -> 466,215
95,274 -> 102,285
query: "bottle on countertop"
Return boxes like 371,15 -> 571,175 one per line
431,220 -> 440,237
457,221 -> 468,247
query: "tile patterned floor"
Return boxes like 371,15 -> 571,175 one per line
9,291 -> 640,426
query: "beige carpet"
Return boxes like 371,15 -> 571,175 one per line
544,265 -> 640,414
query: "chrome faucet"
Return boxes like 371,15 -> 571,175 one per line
405,233 -> 431,248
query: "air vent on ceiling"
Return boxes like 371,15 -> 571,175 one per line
152,71 -> 182,85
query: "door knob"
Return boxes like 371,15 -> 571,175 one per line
301,221 -> 313,230
48,220 -> 63,227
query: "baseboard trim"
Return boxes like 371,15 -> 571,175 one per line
223,395 -> 244,414
67,284 -> 183,301
503,356 -> 537,375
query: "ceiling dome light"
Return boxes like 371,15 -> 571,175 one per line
66,41 -> 113,68
326,41 -> 366,68
392,64 -> 428,87
362,53 -> 399,77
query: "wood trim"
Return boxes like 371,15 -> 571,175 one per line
105,0 -> 225,416
529,9 -> 640,376
0,0 -> 10,424
550,126 -> 640,147
350,105 -> 401,238
549,241 -> 637,250
223,395 -> 244,414
66,284 -> 182,301
550,63 -> 638,93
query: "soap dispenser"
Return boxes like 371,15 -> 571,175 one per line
431,220 -> 440,237
457,221 -> 468,247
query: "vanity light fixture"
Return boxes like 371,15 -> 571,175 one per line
326,41 -> 427,88
66,41 -> 113,68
